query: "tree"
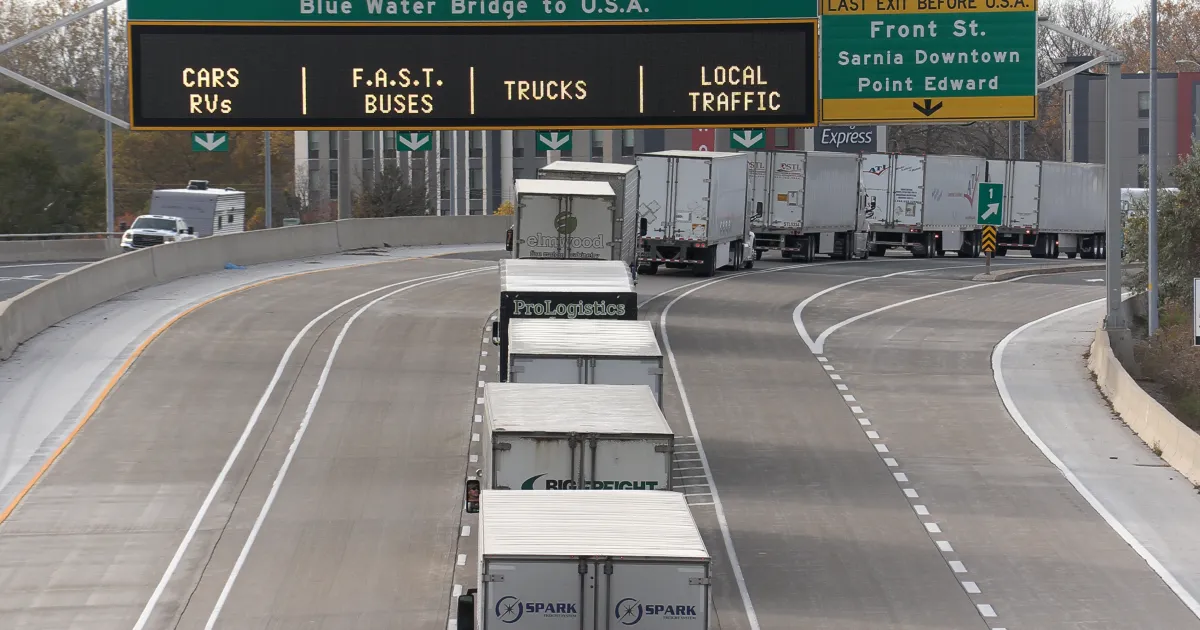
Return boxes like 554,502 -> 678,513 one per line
1118,0 -> 1200,73
494,201 -> 514,216
1124,144 -> 1200,304
354,161 -> 432,218
112,131 -> 295,225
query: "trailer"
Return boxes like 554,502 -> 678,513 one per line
863,153 -> 986,258
747,150 -> 868,262
985,159 -> 1042,254
494,259 -> 637,382
478,382 -> 673,494
1029,161 -> 1108,259
507,319 -> 664,407
860,152 -> 927,256
507,179 -> 623,261
531,160 -> 640,266
635,150 -> 754,276
458,490 -> 711,630
147,180 -> 245,237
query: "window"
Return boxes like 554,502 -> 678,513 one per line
774,128 -> 789,148
590,130 -> 604,159
362,131 -> 375,158
1138,91 -> 1150,118
440,167 -> 450,197
440,131 -> 452,157
329,132 -> 338,159
513,132 -> 526,158
469,131 -> 484,157
469,167 -> 483,199
621,130 -> 635,156
307,132 -> 320,159
1138,127 -> 1150,154
329,166 -> 339,199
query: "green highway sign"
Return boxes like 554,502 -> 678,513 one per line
191,131 -> 229,152
127,0 -> 817,22
977,181 -> 1004,226
536,130 -> 573,152
396,131 -> 432,152
730,129 -> 766,150
819,0 -> 1038,124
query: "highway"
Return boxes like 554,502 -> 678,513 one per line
1,250 -> 1197,629
0,263 -> 89,301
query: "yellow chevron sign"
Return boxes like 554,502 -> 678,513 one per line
981,226 -> 998,253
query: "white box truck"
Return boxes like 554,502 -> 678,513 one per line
533,160 -> 641,267
1033,161 -> 1108,259
507,319 -> 664,407
147,180 -> 246,237
985,159 -> 1042,255
636,150 -> 754,276
494,259 -> 638,382
479,382 -> 673,492
457,490 -> 712,630
747,150 -> 867,262
507,179 -> 622,262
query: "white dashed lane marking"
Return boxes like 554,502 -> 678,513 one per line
816,357 -> 1003,627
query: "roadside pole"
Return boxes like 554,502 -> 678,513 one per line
264,132 -> 273,228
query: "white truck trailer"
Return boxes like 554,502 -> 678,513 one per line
530,160 -> 641,266
147,180 -> 246,237
507,179 -> 624,262
478,382 -> 674,493
861,153 -> 986,258
984,159 -> 1042,254
635,150 -> 754,276
506,319 -> 664,407
457,490 -> 712,630
746,150 -> 868,262
1028,161 -> 1108,259
494,259 -> 638,382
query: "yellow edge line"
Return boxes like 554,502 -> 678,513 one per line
0,253 -> 447,525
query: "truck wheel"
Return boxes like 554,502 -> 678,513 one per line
1067,251 -> 1077,259
692,251 -> 716,277
744,259 -> 754,269
642,263 -> 659,275
754,250 -> 763,261
871,245 -> 888,257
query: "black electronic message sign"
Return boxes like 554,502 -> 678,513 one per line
129,22 -> 817,130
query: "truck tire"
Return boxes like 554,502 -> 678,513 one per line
871,244 -> 888,257
692,250 -> 716,277
842,233 -> 855,260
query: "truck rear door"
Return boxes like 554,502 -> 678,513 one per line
509,356 -> 586,385
891,154 -> 925,228
598,561 -> 710,629
581,435 -> 672,491
1009,161 -> 1041,229
517,195 -> 567,258
565,196 -> 616,260
859,153 -> 890,229
483,561 -> 585,629
588,357 -> 663,405
768,152 -> 806,229
746,152 -> 770,228
669,158 -> 713,242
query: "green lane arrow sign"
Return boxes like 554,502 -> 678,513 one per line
977,182 -> 1004,226
819,0 -> 1037,124
127,0 -> 817,23
191,131 -> 229,152
536,130 -> 572,152
396,131 -> 432,152
730,129 -> 765,150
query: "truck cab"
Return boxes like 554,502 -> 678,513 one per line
120,214 -> 197,252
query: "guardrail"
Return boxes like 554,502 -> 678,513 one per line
0,215 -> 511,360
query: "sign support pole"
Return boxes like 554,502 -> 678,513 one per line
1104,58 -> 1125,332
103,5 -> 114,236
264,132 -> 273,228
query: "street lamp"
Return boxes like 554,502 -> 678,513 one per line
1147,0 -> 1160,336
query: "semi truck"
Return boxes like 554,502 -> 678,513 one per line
506,179 -> 623,261
477,383 -> 674,492
860,153 -> 986,258
529,160 -> 641,266
746,150 -> 868,262
456,490 -> 712,630
1026,161 -> 1108,259
493,259 -> 638,382
506,319 -> 665,407
635,150 -> 754,276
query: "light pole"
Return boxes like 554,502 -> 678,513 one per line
1147,0 -> 1160,336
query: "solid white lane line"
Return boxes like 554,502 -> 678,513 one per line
993,295 -> 1200,619
132,266 -> 486,630
199,268 -> 486,629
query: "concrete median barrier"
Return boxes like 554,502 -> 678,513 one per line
1088,326 -> 1200,486
0,216 -> 507,361
0,239 -> 122,264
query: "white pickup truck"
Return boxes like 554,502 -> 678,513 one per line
120,214 -> 198,252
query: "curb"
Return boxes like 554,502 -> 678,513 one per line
972,262 -> 1105,282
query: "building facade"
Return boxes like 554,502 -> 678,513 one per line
1062,70 -> 1200,187
294,126 -> 887,216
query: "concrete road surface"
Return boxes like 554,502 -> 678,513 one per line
0,262 -> 89,301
